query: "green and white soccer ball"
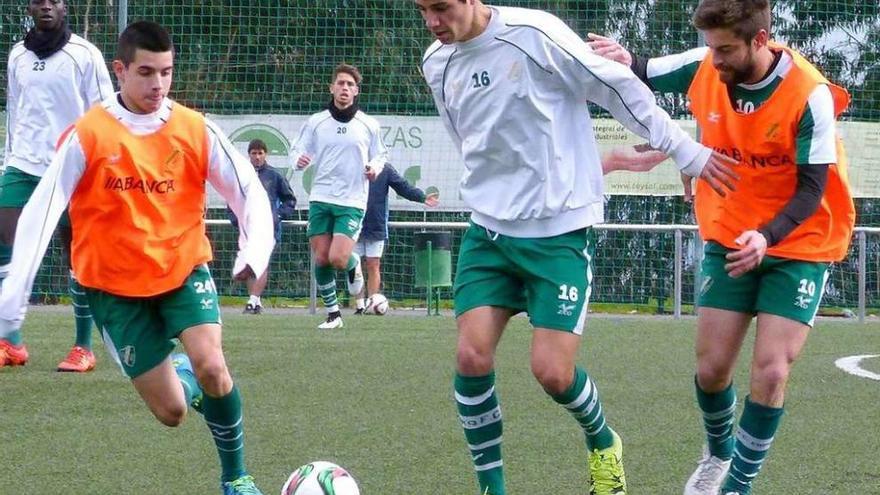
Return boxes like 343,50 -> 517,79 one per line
366,293 -> 389,315
281,461 -> 360,495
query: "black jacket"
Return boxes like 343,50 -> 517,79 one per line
228,163 -> 296,241
361,164 -> 426,241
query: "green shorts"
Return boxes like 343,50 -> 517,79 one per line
306,201 -> 364,240
454,222 -> 594,334
699,242 -> 830,326
85,265 -> 221,378
0,166 -> 71,227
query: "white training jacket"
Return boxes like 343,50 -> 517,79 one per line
4,33 -> 114,176
291,109 -> 389,210
421,6 -> 711,238
0,95 -> 275,336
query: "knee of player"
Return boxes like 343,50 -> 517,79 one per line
193,357 -> 232,396
752,359 -> 792,387
531,362 -> 573,395
455,345 -> 494,376
312,252 -> 331,267
696,361 -> 734,388
155,404 -> 188,427
329,256 -> 349,271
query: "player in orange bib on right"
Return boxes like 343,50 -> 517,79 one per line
588,1 -> 855,494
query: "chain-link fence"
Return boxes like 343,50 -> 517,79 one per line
2,1 -> 879,312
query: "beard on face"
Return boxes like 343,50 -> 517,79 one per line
718,51 -> 757,85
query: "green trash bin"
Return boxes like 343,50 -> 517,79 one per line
414,231 -> 453,315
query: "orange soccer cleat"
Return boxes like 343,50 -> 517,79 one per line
56,346 -> 96,373
0,339 -> 29,367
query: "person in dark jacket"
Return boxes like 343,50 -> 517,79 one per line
228,139 -> 297,314
354,163 -> 439,313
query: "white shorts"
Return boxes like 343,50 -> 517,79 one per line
354,238 -> 385,258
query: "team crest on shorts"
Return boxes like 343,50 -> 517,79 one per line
700,276 -> 713,296
120,345 -> 136,367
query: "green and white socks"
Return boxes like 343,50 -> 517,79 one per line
455,367 -> 615,495
70,274 -> 94,349
455,372 -> 505,495
175,364 -> 248,482
315,254 -> 360,315
314,265 -> 339,314
551,366 -> 614,451
203,386 -> 248,483
722,396 -> 783,494
696,378 -> 737,459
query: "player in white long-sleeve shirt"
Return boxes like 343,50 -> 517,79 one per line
291,63 -> 390,329
0,0 -> 114,372
0,22 -> 271,495
416,2 -> 739,494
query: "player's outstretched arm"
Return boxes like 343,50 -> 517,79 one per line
385,164 -> 430,204
586,33 -> 633,67
541,18 -> 737,192
205,119 -> 275,281
0,129 -> 85,335
601,144 -> 668,175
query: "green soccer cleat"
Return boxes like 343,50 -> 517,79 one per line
588,429 -> 627,495
221,474 -> 263,495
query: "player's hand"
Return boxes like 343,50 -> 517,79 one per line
586,33 -> 632,66
699,151 -> 739,197
233,264 -> 256,282
296,154 -> 312,170
365,165 -> 379,181
601,144 -> 668,174
424,192 -> 440,207
681,173 -> 694,203
724,230 -> 767,278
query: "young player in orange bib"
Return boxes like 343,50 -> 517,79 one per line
0,21 -> 274,495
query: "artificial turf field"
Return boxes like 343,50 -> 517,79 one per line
2,307 -> 878,494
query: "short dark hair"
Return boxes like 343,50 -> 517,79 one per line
332,63 -> 362,85
117,21 -> 174,66
693,0 -> 771,42
247,139 -> 267,153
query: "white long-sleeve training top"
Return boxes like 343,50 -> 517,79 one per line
4,33 -> 114,176
0,95 -> 275,336
291,109 -> 389,209
421,6 -> 711,237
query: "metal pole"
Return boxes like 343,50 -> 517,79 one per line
674,229 -> 682,319
309,252 -> 317,315
426,240 -> 433,316
858,231 -> 866,323
118,0 -> 128,35
693,233 -> 704,314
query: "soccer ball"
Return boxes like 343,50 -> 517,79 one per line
366,293 -> 389,315
281,461 -> 360,495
